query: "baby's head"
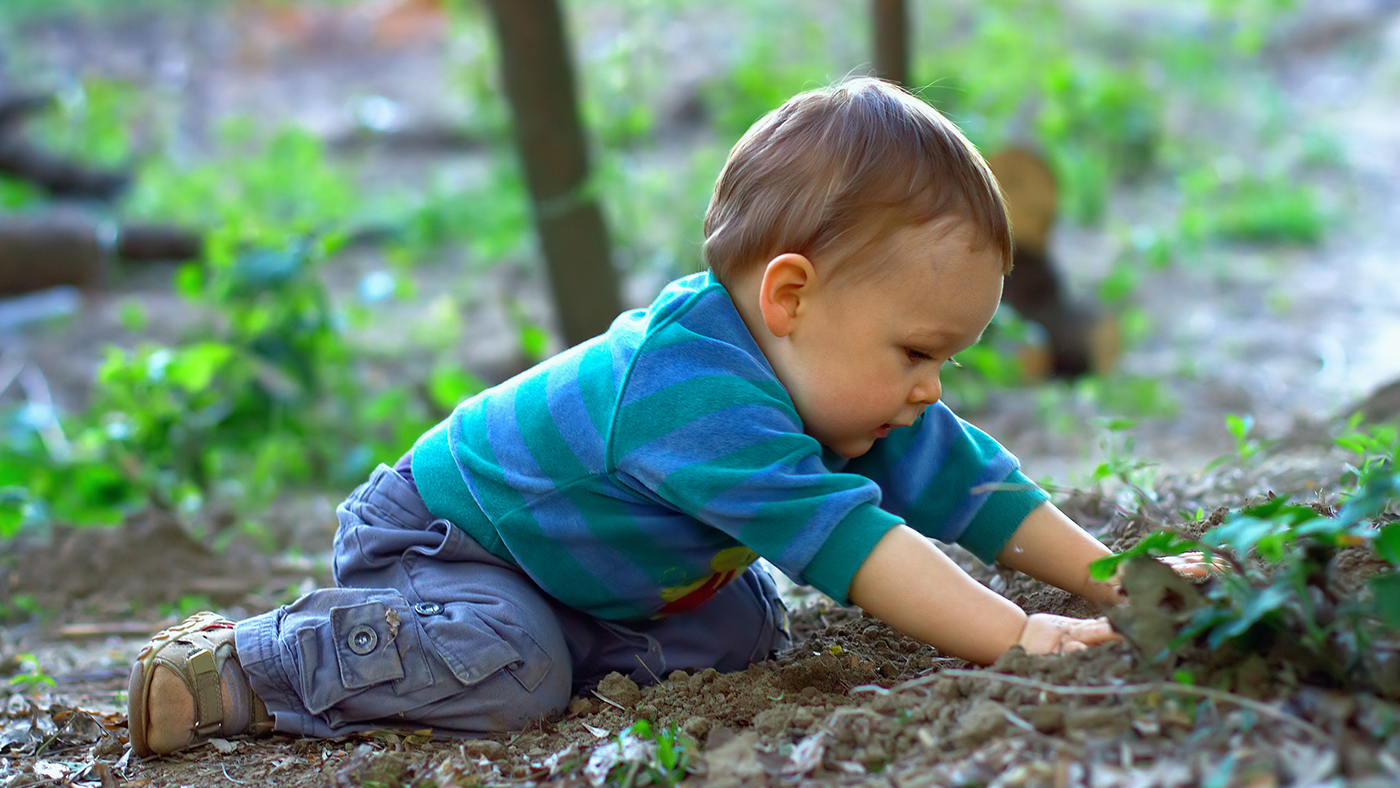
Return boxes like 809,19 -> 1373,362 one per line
703,76 -> 1011,290
704,78 -> 1012,457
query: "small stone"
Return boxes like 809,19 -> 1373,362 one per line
952,699 -> 1008,747
596,672 -> 642,708
753,707 -> 792,736
792,707 -> 815,729
567,697 -> 594,715
636,703 -> 658,722
990,646 -> 1031,677
460,739 -> 506,760
859,742 -> 888,771
681,716 -> 712,741
872,693 -> 903,715
667,670 -> 690,684
1019,704 -> 1064,734
1065,704 -> 1131,734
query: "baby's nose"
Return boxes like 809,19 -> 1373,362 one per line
910,376 -> 941,405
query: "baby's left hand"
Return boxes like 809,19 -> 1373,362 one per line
1098,551 -> 1228,606
1156,551 -> 1230,579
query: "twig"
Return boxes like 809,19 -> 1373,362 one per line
58,621 -> 169,638
19,364 -> 69,460
33,706 -> 77,756
633,654 -> 661,685
221,762 -> 246,784
890,669 -> 1329,741
997,705 -> 1086,759
591,690 -> 628,712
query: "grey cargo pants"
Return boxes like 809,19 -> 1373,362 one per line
234,465 -> 790,738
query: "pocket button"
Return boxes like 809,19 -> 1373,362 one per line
414,602 -> 443,616
347,624 -> 378,655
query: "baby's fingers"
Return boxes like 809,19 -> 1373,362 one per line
1159,551 -> 1229,578
1020,614 -> 1121,656
1063,616 -> 1120,649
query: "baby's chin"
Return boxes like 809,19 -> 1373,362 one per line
824,436 -> 877,459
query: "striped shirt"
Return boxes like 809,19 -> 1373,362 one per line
412,272 -> 1048,620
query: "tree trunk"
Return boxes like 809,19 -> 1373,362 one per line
481,0 -> 622,347
872,0 -> 909,87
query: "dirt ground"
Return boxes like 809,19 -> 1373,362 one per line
4,1 -> 1400,786
3,458 -> 1399,787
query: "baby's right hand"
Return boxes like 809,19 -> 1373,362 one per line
1017,613 -> 1120,656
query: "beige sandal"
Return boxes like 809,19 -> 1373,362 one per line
127,612 -> 273,757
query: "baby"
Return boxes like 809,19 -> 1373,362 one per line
126,77 -> 1193,757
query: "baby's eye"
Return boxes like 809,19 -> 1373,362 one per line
904,347 -> 935,363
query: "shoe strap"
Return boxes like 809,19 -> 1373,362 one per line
186,648 -> 225,738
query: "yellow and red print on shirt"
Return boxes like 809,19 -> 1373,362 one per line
657,546 -> 759,615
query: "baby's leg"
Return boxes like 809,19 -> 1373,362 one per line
562,562 -> 791,690
241,465 -> 573,737
131,466 -> 572,754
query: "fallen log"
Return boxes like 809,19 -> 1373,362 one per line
0,212 -> 201,295
0,89 -> 131,200
0,134 -> 130,201
0,91 -> 53,130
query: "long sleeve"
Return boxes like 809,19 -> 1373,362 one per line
842,402 -> 1049,564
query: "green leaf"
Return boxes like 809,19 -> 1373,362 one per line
167,343 -> 234,392
1371,573 -> 1400,628
1209,584 -> 1290,646
1238,495 -> 1292,520
1225,413 -> 1252,440
174,263 -> 204,299
1377,523 -> 1400,566
518,324 -> 549,361
656,726 -> 677,771
0,488 -> 26,539
1089,553 -> 1127,582
1090,531 -> 1197,581
427,366 -> 484,412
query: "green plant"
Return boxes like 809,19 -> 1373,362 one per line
1336,417 -> 1399,486
1088,417 -> 1158,491
0,594 -> 42,623
1226,413 -> 1268,462
584,720 -> 693,787
1,115 -> 481,537
156,594 -> 216,620
6,653 -> 55,693
1093,469 -> 1400,699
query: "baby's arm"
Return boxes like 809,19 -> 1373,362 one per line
996,501 -> 1224,605
848,524 -> 1117,665
994,501 -> 1123,607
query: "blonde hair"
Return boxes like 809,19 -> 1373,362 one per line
703,77 -> 1012,286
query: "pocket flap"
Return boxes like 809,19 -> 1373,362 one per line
330,602 -> 406,691
417,604 -> 528,687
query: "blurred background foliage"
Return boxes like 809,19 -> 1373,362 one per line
0,0 -> 1339,543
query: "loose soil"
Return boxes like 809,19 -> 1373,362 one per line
3,458 -> 1399,787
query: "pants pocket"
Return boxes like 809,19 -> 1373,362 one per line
417,602 -> 554,692
296,596 -> 435,716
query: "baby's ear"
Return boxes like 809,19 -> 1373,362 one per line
758,253 -> 813,337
